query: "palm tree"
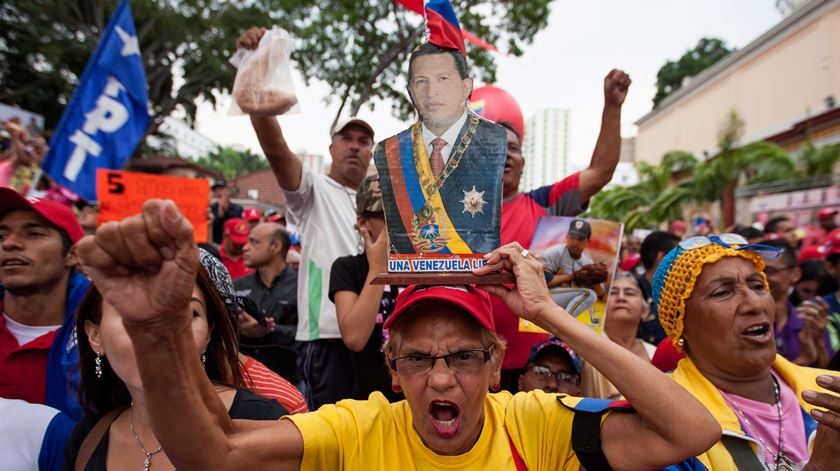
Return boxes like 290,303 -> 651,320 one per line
587,151 -> 700,232
799,141 -> 840,176
691,111 -> 797,227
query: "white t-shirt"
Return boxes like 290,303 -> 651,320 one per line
0,398 -> 74,471
283,167 -> 359,341
540,244 -> 594,274
3,314 -> 60,346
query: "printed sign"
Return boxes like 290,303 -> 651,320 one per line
96,169 -> 209,242
522,216 -> 624,334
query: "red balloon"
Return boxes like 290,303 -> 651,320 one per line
469,85 -> 525,140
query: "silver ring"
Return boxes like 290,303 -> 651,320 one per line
520,249 -> 530,259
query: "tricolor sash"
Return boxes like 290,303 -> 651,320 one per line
382,122 -> 472,254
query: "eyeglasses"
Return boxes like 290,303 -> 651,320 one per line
389,348 -> 492,376
528,364 -> 580,385
678,233 -> 781,258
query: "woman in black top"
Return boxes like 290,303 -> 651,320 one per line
329,175 -> 403,401
65,254 -> 286,470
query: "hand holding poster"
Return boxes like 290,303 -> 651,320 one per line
96,170 -> 209,243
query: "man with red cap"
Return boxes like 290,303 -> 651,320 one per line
220,218 -> 254,280
243,207 -> 262,231
803,208 -> 839,250
0,188 -> 89,420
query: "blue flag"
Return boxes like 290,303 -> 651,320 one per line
41,0 -> 149,202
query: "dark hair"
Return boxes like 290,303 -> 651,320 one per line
197,243 -> 221,261
764,216 -> 791,234
759,239 -> 797,267
76,265 -> 244,415
640,231 -> 681,270
408,43 -> 469,82
497,121 -> 521,144
799,259 -> 826,281
270,225 -> 291,258
734,226 -> 764,241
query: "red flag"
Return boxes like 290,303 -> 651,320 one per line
425,0 -> 466,57
393,0 -> 498,54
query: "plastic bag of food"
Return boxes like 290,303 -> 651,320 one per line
228,27 -> 300,116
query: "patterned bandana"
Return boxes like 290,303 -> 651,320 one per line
198,248 -> 241,316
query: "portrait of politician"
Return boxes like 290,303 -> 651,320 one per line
374,41 -> 507,256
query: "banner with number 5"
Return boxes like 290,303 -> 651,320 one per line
96,169 -> 210,242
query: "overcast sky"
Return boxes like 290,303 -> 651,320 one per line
194,0 -> 784,171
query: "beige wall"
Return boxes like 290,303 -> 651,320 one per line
636,2 -> 840,165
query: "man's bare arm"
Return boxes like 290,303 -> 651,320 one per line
251,115 -> 303,192
579,69 -> 631,203
236,26 -> 303,192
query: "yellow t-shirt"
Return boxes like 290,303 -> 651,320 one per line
284,390 -> 588,471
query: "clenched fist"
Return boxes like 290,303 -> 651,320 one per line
604,69 -> 631,108
76,199 -> 198,325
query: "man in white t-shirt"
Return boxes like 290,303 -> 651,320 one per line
238,27 -> 374,409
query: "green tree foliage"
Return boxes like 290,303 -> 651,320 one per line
0,0 -> 269,138
0,0 -> 553,142
195,146 -> 269,179
653,38 -> 734,108
588,112 -> 798,232
799,141 -> 840,176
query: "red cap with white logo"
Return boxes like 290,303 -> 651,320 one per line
0,188 -> 84,243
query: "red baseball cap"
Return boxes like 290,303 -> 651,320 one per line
0,188 -> 84,243
817,208 -> 838,219
242,207 -> 262,222
620,253 -> 641,272
384,285 -> 495,333
799,244 -> 827,262
224,218 -> 249,245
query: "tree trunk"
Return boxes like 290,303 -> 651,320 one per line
721,180 -> 736,229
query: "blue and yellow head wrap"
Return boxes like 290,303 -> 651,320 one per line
651,238 -> 772,351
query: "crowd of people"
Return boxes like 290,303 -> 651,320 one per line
1,24 -> 840,471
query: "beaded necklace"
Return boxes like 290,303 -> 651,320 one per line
721,376 -> 794,471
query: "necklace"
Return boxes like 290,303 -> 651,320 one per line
129,403 -> 163,471
722,375 -> 794,471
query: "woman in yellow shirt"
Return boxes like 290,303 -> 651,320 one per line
75,200 -> 723,470
650,234 -> 840,469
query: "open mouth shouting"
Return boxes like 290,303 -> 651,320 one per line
428,400 -> 461,438
739,322 -> 772,345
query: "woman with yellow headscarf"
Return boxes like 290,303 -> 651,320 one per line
652,234 -> 840,470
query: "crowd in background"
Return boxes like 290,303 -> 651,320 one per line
2,25 -> 840,471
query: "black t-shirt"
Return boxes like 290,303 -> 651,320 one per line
329,252 -> 402,402
64,389 -> 286,471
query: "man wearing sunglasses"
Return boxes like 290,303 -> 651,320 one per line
517,338 -> 582,395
